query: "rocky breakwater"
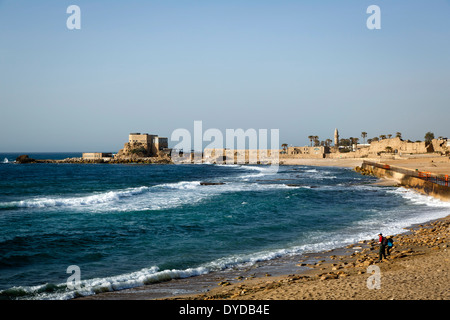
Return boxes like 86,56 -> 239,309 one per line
355,162 -> 450,202
14,154 -> 173,165
354,165 -> 374,176
110,153 -> 173,164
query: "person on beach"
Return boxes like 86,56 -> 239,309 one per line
386,236 -> 394,256
378,233 -> 387,262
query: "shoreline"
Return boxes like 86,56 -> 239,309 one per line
12,156 -> 440,300
77,157 -> 450,301
78,211 -> 449,301
164,215 -> 450,301
163,158 -> 450,300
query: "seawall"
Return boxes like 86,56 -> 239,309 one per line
358,161 -> 450,202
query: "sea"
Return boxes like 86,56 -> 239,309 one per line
1,152 -> 449,300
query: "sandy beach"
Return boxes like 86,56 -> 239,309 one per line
165,157 -> 450,301
280,158 -> 366,168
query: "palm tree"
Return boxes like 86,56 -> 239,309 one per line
361,132 -> 367,144
281,143 -> 288,152
424,132 -> 435,143
325,139 -> 332,147
379,135 -> 387,140
388,134 -> 392,139
308,135 -> 314,147
314,136 -> 319,147
396,132 -> 402,139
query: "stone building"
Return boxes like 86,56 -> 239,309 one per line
116,133 -> 169,158
285,146 -> 329,158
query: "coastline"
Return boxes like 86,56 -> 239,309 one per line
167,215 -> 450,300
76,157 -> 450,301
165,157 -> 450,300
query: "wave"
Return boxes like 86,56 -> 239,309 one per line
0,179 -> 293,212
0,186 -> 150,210
237,165 -> 279,180
0,265 -> 210,300
0,233 -> 364,300
3,185 -> 450,300
388,187 -> 450,208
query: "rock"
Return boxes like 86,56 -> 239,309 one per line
332,266 -> 341,271
200,182 -> 225,186
320,273 -> 338,281
16,155 -> 36,164
218,281 -> 231,287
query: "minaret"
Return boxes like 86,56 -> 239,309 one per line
334,128 -> 339,147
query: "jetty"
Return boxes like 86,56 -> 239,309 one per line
357,160 -> 450,201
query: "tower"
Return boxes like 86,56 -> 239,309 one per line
334,128 -> 339,147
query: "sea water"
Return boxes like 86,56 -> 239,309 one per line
0,153 -> 449,300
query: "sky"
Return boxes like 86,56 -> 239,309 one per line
1,0 -> 449,152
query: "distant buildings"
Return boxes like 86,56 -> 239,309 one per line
283,129 -> 449,160
82,132 -> 169,161
82,153 -> 112,161
285,146 -> 329,159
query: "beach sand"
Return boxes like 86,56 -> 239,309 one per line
383,157 -> 450,176
280,158 -> 366,168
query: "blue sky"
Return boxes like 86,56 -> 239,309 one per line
1,0 -> 449,152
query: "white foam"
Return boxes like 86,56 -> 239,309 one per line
388,187 -> 450,208
7,185 -> 450,300
6,265 -> 210,300
238,165 -> 279,180
0,178 -> 294,213
11,186 -> 150,209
